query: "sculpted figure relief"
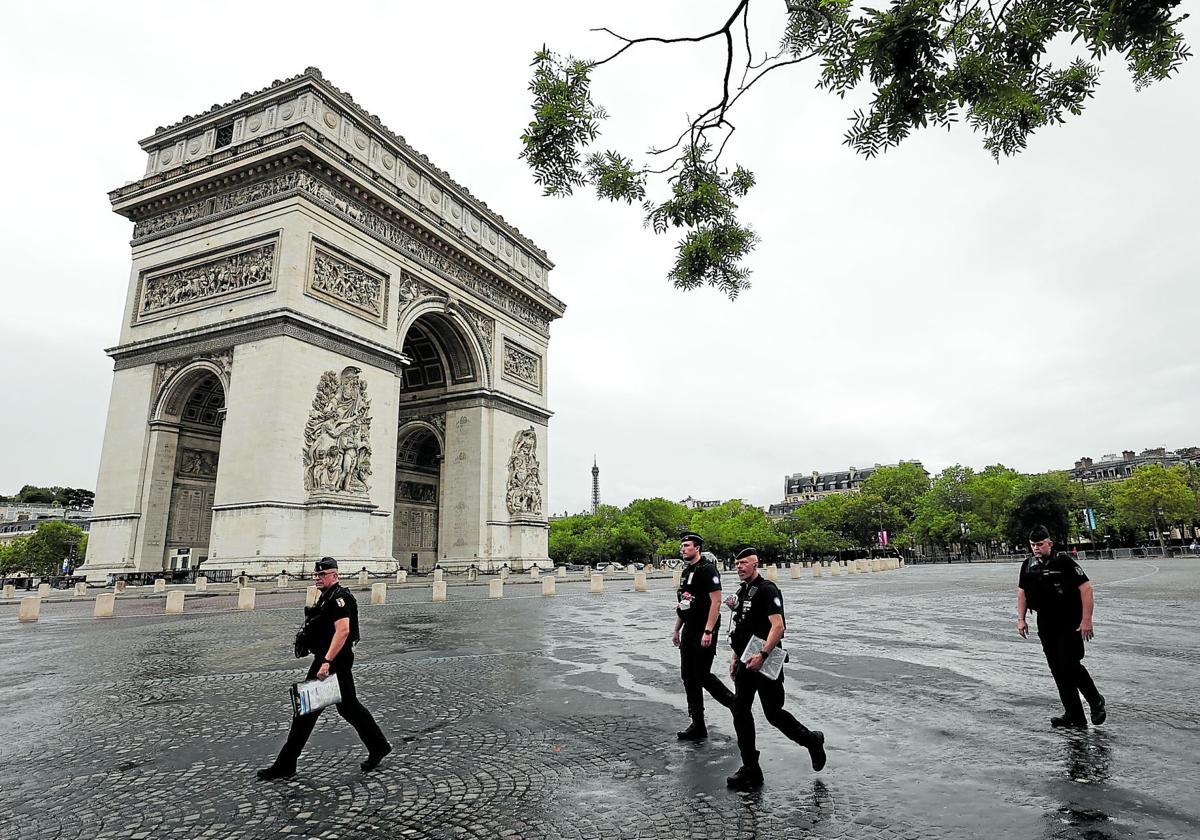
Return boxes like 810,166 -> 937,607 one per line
505,426 -> 543,516
303,367 -> 373,496
140,244 -> 275,316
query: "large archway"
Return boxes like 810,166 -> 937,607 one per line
393,423 -> 442,570
153,367 -> 226,574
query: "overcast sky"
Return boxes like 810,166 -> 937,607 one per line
2,1 -> 1197,513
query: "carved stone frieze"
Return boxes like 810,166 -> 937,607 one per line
505,426 -> 543,516
131,169 -> 554,335
303,367 -> 372,497
397,271 -> 440,308
461,306 -> 495,376
396,480 -> 437,504
501,340 -> 541,392
307,241 -> 387,324
138,240 -> 276,321
177,448 -> 219,478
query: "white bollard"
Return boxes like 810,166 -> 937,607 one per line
74,582 -> 88,596
395,570 -> 408,584
489,579 -> 504,599
358,570 -> 369,588
237,587 -> 256,610
813,564 -> 823,578
500,567 -> 510,581
371,583 -> 387,605
432,581 -> 448,602
94,593 -> 115,618
672,569 -> 683,587
789,564 -> 802,580
767,566 -> 780,583
530,567 -> 540,579
277,574 -> 289,589
542,577 -> 556,596
2,584 -> 14,599
305,585 -> 320,607
433,568 -> 444,583
154,579 -> 166,593
19,596 -> 41,622
37,583 -> 51,598
634,571 -> 648,592
165,590 -> 185,614
114,580 -> 127,594
830,563 -> 841,577
590,574 -> 604,594
557,566 -> 567,579
195,576 -> 208,592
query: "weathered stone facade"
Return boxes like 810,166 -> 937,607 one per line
85,68 -> 564,580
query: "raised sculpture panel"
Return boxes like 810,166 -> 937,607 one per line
137,237 -> 277,322
306,239 -> 388,325
303,367 -> 372,497
501,339 -> 541,392
505,426 -> 543,516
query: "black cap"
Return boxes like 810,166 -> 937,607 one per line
680,533 -> 703,546
315,556 -> 339,571
1028,525 -> 1051,542
734,546 -> 758,561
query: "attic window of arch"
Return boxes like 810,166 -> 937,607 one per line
215,122 -> 234,149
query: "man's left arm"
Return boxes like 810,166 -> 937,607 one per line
701,591 -> 721,648
745,614 -> 786,671
1078,581 -> 1095,641
318,617 -> 350,679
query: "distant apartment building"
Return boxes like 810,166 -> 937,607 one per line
679,496 -> 731,510
1070,447 -> 1200,482
767,461 -> 926,518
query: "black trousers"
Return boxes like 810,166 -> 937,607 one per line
274,651 -> 389,771
679,625 -> 734,724
1039,629 -> 1101,721
731,663 -> 816,766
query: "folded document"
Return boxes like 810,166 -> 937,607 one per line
740,636 -> 786,680
290,674 -> 343,716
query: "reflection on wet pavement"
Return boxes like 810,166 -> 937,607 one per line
0,559 -> 1197,839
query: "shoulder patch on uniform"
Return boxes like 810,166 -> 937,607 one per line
773,597 -> 781,607
335,598 -> 345,607
712,575 -> 720,585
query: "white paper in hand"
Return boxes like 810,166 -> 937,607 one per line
740,636 -> 786,680
291,673 -> 343,716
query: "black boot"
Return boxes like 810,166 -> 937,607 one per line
808,730 -> 827,772
726,762 -> 764,790
676,722 -> 709,741
256,764 -> 296,781
1089,696 -> 1107,726
361,742 -> 393,772
1051,715 -> 1087,729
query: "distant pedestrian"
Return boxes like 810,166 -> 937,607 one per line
1016,526 -> 1106,730
258,557 -> 391,780
726,547 -> 826,789
671,535 -> 734,741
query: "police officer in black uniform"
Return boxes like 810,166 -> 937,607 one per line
1017,525 -> 1106,729
726,547 -> 826,789
258,557 -> 392,779
672,534 -> 734,741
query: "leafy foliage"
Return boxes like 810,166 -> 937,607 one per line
521,1 -> 1190,296
0,521 -> 87,576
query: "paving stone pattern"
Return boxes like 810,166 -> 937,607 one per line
1,561 -> 1198,839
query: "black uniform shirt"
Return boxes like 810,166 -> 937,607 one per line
1019,552 -> 1088,631
676,559 -> 723,629
730,574 -> 784,657
306,583 -> 359,661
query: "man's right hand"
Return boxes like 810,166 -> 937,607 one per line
1017,618 -> 1028,639
671,629 -> 681,648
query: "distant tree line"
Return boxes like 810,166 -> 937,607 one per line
0,485 -> 95,509
0,521 -> 88,576
550,463 -> 1200,565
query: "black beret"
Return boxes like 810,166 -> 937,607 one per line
315,556 -> 339,571
1028,525 -> 1051,542
734,546 -> 758,561
680,533 -> 704,546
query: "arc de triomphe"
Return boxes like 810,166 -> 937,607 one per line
84,68 -> 565,581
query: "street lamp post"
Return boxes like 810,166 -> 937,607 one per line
63,534 -> 79,578
1155,508 -> 1166,554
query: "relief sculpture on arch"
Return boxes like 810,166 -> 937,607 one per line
303,367 -> 373,497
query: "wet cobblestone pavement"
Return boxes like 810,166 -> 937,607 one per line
2,560 -> 1198,839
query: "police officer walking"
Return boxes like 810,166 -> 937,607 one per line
672,534 -> 734,741
258,557 -> 392,780
1017,525 -> 1106,729
726,547 -> 826,789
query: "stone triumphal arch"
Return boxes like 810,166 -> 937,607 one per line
84,68 -> 565,581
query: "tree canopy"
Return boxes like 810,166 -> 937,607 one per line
521,1 -> 1191,297
0,521 -> 88,576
